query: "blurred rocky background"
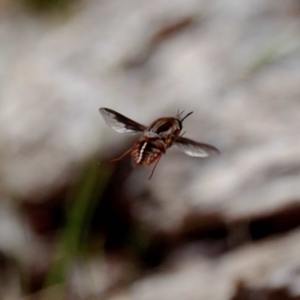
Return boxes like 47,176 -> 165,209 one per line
1,0 -> 300,299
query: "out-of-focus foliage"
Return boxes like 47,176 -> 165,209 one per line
45,162 -> 111,288
21,0 -> 75,12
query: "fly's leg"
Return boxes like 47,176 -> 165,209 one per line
148,154 -> 162,180
109,146 -> 134,162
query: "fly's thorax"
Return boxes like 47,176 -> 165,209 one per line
147,118 -> 182,136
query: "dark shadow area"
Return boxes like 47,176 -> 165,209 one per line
231,281 -> 300,300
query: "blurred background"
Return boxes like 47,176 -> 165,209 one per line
1,0 -> 300,299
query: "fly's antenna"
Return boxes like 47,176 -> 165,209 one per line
176,109 -> 185,119
181,111 -> 193,123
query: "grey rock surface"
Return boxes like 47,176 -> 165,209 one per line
1,0 -> 300,299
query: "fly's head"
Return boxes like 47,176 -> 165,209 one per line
175,110 -> 193,137
145,110 -> 193,138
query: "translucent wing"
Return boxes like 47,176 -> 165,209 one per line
99,108 -> 147,134
174,136 -> 220,157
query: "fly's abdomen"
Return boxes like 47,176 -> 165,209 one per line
132,139 -> 164,166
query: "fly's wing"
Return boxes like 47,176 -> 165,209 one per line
174,136 -> 220,157
99,108 -> 147,134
